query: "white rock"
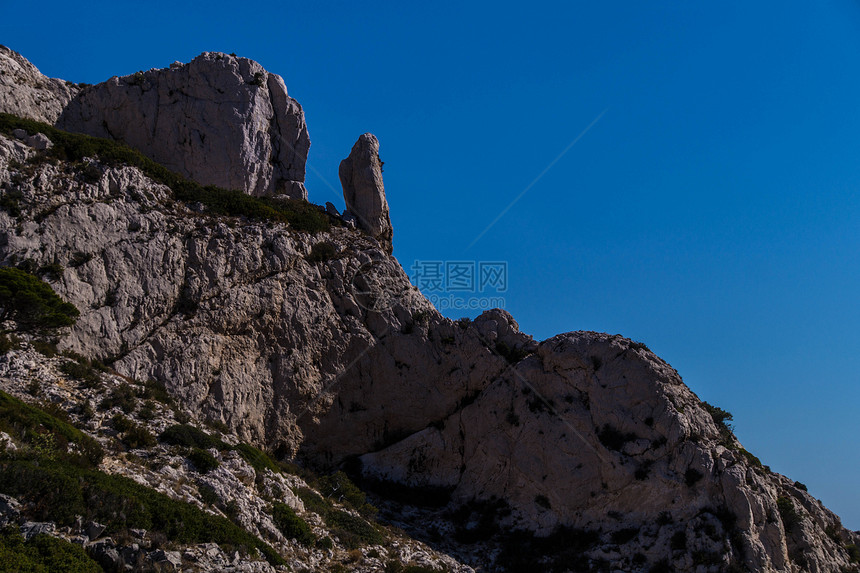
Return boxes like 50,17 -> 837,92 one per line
57,52 -> 309,199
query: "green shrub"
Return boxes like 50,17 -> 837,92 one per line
846,544 -> 860,563
325,508 -> 384,548
318,471 -> 377,518
535,494 -> 551,510
777,496 -> 802,532
670,530 -> 687,551
158,424 -> 228,450
684,468 -> 704,487
0,390 -> 103,466
0,267 -> 79,333
306,242 -> 337,263
59,360 -> 100,388
235,443 -> 280,474
30,340 -> 56,358
110,414 -> 133,433
137,379 -> 174,406
198,483 -> 219,506
597,424 -> 638,452
122,424 -> 157,449
295,487 -> 330,516
188,448 -> 219,473
138,400 -> 156,421
702,401 -> 735,447
0,527 -> 101,572
271,501 -> 315,546
610,527 -> 639,544
0,334 -> 20,353
737,448 -> 767,471
0,460 -> 284,565
495,341 -> 530,364
495,526 -> 600,572
98,383 -> 136,413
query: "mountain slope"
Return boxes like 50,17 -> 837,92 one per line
0,48 -> 858,572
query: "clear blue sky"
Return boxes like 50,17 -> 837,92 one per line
4,1 -> 859,529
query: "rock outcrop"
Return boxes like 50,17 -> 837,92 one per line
340,133 -> 393,253
0,45 -> 79,124
55,52 -> 310,199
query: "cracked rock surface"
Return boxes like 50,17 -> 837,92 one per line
55,52 -> 309,199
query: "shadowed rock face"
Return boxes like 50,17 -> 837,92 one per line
339,133 -> 393,253
0,45 -> 79,124
56,52 -> 310,199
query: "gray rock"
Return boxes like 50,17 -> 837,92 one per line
25,132 -> 52,150
151,549 -> 182,570
325,201 -> 340,217
12,128 -> 26,139
22,521 -> 55,540
0,45 -> 79,124
0,494 -> 20,527
88,538 -> 121,569
339,133 -> 393,253
85,520 -> 107,541
57,52 -> 309,199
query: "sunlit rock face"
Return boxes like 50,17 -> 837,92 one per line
57,52 -> 310,199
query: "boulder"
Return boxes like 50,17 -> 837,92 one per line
0,45 -> 79,124
57,52 -> 309,199
339,133 -> 393,253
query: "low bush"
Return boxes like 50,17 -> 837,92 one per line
496,526 -> 600,572
98,383 -> 136,413
324,508 -> 384,549
0,459 -> 284,565
294,485 -> 382,548
702,401 -> 735,447
597,424 -> 638,452
610,527 -> 639,544
0,267 -> 79,334
271,502 -> 315,546
306,242 -> 337,263
318,471 -> 377,518
158,424 -> 229,451
0,334 -> 20,353
0,527 -> 101,572
235,443 -> 280,474
685,468 -> 704,487
777,496 -> 802,532
122,424 -> 157,449
59,360 -> 100,388
495,341 -> 530,364
188,448 -> 219,473
0,390 -> 103,466
137,379 -> 174,406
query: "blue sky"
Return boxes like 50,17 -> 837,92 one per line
3,1 -> 859,528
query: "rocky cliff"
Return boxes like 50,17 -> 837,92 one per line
0,49 -> 858,573
0,45 -> 79,124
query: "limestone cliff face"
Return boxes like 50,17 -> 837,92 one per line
57,52 -> 310,199
0,47 -> 309,199
1,49 -> 859,572
0,45 -> 79,124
